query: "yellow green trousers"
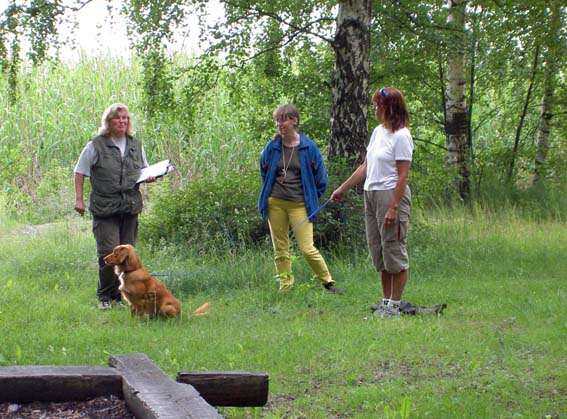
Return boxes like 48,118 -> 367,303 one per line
267,197 -> 334,290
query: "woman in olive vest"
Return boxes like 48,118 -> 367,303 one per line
74,103 -> 155,310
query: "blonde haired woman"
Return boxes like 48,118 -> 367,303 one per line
74,103 -> 155,309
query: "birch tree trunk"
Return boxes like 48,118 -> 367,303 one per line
444,0 -> 471,201
533,1 -> 562,184
328,0 -> 372,164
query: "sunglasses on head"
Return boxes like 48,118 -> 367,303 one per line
380,88 -> 387,97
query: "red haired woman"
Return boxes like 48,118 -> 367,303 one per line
331,87 -> 413,317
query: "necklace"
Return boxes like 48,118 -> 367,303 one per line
281,144 -> 295,184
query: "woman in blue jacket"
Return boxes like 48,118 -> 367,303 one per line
258,104 -> 343,294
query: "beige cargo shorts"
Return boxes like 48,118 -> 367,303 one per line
364,186 -> 411,273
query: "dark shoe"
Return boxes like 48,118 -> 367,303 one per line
98,300 -> 112,310
323,283 -> 345,295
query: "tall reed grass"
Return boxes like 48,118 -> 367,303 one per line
0,55 -> 266,222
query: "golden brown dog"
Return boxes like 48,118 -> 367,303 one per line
103,244 -> 181,319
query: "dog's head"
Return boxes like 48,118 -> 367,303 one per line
103,244 -> 140,272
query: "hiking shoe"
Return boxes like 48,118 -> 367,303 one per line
98,300 -> 112,310
380,304 -> 401,319
323,283 -> 345,295
370,301 -> 386,314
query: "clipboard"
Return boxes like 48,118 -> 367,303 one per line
137,159 -> 173,183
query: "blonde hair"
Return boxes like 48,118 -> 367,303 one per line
98,103 -> 134,136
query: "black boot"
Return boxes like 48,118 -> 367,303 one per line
323,282 -> 345,295
97,256 -> 120,304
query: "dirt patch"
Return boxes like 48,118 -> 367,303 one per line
17,221 -> 90,237
1,395 -> 134,419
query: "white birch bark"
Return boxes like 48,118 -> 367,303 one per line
444,0 -> 471,200
533,1 -> 561,184
328,0 -> 372,164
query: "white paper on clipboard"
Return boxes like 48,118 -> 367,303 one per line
137,159 -> 172,183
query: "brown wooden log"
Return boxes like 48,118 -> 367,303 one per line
0,366 -> 122,403
176,371 -> 269,407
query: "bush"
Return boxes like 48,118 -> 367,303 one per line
141,159 -> 370,252
141,169 -> 268,250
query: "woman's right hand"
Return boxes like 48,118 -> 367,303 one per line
330,187 -> 345,203
74,198 -> 85,216
330,161 -> 366,203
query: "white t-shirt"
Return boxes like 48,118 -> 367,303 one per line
74,137 -> 148,177
364,125 -> 413,191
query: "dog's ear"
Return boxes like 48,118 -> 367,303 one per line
117,247 -> 129,266
122,255 -> 132,271
123,246 -> 143,271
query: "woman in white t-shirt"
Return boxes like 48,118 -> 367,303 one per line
331,87 -> 413,318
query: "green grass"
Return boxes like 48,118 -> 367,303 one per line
0,212 -> 566,419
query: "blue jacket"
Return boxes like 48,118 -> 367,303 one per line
258,133 -> 328,222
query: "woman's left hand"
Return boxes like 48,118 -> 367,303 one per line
145,176 -> 157,183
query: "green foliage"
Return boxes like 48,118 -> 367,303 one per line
2,0 -> 567,232
142,169 -> 266,250
176,55 -> 222,137
139,50 -> 175,115
26,0 -> 63,65
0,193 -> 16,231
7,35 -> 20,105
0,141 -> 29,188
28,159 -> 76,223
383,397 -> 411,419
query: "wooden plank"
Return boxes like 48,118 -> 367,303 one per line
176,371 -> 268,407
109,353 -> 223,419
0,366 -> 122,403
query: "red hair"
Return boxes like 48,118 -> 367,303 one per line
372,87 -> 409,132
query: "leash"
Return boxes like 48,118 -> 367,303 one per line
290,198 -> 331,234
150,269 -> 209,278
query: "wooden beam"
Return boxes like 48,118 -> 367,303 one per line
176,371 -> 269,407
109,353 -> 223,419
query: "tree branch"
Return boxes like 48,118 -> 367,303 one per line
220,0 -> 335,44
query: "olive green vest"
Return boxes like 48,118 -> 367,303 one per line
89,135 -> 144,217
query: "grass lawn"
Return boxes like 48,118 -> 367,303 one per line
0,214 -> 565,419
